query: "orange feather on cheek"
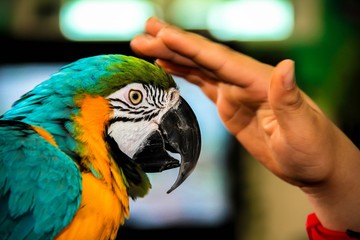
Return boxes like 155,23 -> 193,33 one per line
73,95 -> 113,181
55,95 -> 130,240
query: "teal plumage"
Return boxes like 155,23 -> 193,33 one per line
2,54 -> 176,160
0,54 -> 201,239
0,120 -> 81,239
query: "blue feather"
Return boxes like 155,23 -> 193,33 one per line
0,120 -> 82,239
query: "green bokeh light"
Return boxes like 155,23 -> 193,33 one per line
59,0 -> 156,41
208,0 -> 294,41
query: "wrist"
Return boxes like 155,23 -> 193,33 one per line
303,131 -> 360,232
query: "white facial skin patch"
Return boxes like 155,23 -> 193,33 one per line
106,83 -> 180,157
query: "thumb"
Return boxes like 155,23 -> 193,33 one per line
269,59 -> 312,131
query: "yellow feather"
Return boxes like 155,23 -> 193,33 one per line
55,95 -> 130,239
74,95 -> 112,182
32,126 -> 58,147
55,173 -> 127,240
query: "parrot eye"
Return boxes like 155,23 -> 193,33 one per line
129,89 -> 143,105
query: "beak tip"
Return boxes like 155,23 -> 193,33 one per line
166,177 -> 183,194
166,159 -> 197,194
166,187 -> 175,194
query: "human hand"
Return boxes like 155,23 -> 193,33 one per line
131,17 -> 360,230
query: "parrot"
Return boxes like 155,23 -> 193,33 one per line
0,54 -> 201,240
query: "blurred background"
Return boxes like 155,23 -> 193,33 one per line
0,0 -> 359,239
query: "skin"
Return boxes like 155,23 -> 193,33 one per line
130,17 -> 360,232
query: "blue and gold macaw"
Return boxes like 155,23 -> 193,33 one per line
0,54 -> 201,239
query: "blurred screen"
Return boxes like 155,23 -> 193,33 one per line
0,63 -> 234,228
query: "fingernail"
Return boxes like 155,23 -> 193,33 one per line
142,33 -> 154,39
283,60 -> 296,90
150,16 -> 166,24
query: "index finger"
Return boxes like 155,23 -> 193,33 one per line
147,17 -> 273,88
131,18 -> 197,68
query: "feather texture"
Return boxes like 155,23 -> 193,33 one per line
0,120 -> 81,239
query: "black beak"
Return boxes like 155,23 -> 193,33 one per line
133,97 -> 201,193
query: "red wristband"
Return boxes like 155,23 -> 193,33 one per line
306,213 -> 358,239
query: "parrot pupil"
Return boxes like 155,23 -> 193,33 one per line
129,89 -> 143,105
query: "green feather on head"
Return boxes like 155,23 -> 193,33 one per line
58,54 -> 177,97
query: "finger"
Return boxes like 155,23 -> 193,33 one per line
156,59 -> 217,80
156,59 -> 219,103
130,33 -> 171,58
131,17 -> 197,66
155,21 -> 272,87
268,59 -> 322,133
131,33 -> 197,67
133,17 -> 272,94
144,16 -> 168,36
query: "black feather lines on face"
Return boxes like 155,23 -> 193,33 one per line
107,84 -> 163,125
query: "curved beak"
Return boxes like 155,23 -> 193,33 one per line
133,97 -> 201,193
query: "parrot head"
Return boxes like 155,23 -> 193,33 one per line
2,54 -> 201,198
